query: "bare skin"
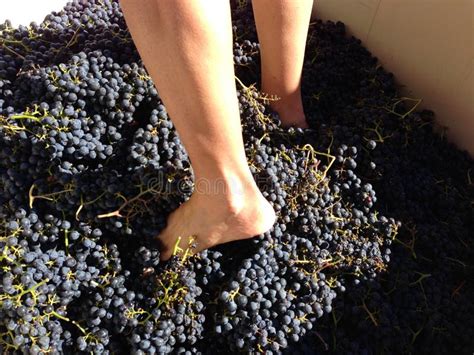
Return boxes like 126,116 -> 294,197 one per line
120,0 -> 312,260
253,0 -> 313,128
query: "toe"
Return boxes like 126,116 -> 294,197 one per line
155,235 -> 173,261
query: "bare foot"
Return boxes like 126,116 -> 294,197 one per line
269,96 -> 309,128
157,178 -> 276,261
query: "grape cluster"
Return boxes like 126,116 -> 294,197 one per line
0,0 -> 472,354
233,39 -> 260,67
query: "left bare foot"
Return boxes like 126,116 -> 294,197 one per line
157,176 -> 276,261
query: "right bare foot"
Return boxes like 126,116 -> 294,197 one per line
157,176 -> 276,261
274,107 -> 309,128
269,95 -> 309,128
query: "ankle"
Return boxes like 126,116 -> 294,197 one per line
270,95 -> 304,113
192,174 -> 260,210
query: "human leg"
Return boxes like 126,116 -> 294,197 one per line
252,0 -> 313,128
120,0 -> 276,260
